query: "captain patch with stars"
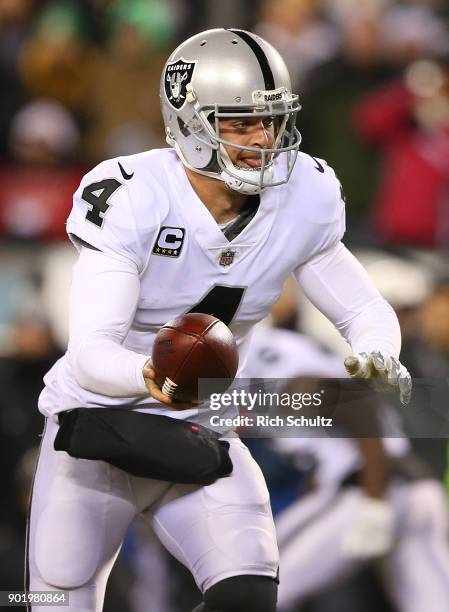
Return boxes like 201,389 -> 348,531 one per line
152,226 -> 185,258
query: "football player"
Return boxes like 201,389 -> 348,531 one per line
27,29 -> 411,612
246,325 -> 449,612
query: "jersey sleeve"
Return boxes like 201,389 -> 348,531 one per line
293,154 -> 346,260
66,158 -> 163,272
294,242 -> 401,357
68,248 -> 149,396
309,157 -> 346,256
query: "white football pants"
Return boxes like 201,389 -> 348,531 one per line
276,480 -> 449,612
26,418 -> 278,612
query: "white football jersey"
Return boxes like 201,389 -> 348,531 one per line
246,326 -> 409,486
39,148 -> 345,425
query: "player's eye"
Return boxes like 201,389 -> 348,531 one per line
263,117 -> 274,129
233,120 -> 249,129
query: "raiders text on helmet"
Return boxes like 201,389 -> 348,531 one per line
160,28 -> 301,194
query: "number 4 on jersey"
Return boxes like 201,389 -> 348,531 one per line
82,178 -> 121,228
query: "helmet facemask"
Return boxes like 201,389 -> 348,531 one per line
168,86 -> 302,195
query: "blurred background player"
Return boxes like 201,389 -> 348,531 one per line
275,430 -> 449,612
243,282 -> 449,612
245,321 -> 449,612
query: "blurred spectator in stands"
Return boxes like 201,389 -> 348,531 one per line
82,0 -> 174,161
327,0 -> 448,66
0,300 -> 61,585
0,299 -> 60,438
0,446 -> 38,591
0,98 -> 85,241
361,253 -> 432,340
255,0 -> 340,91
390,274 -> 449,478
354,55 -> 449,247
9,98 -> 80,165
0,0 -> 36,158
18,1 -> 97,112
297,0 -> 449,224
403,277 -> 449,377
355,257 -> 449,478
295,1 -> 394,223
381,0 -> 449,65
186,0 -> 258,35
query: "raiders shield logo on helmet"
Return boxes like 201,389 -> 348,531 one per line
164,58 -> 197,110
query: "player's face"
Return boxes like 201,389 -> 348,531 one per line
218,116 -> 276,169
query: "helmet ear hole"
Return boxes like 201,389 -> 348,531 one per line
177,117 -> 190,137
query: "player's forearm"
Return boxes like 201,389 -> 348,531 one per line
355,437 -> 388,499
340,297 -> 400,358
67,248 -> 149,397
69,334 -> 149,396
295,242 -> 401,357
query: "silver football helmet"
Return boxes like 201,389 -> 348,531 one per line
160,28 -> 301,194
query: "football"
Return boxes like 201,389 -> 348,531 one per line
151,313 -> 239,403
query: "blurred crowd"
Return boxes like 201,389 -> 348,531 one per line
1,0 -> 449,238
1,0 -> 449,611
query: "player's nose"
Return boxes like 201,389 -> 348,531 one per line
249,120 -> 271,149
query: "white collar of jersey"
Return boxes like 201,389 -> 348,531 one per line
167,154 -> 281,267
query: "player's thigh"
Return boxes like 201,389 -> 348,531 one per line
27,418 -> 138,591
148,437 -> 279,593
382,480 -> 449,612
275,486 -> 337,549
277,488 -> 363,607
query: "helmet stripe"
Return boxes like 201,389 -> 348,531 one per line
228,29 -> 275,91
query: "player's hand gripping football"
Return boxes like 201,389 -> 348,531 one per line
143,360 -> 198,410
344,350 -> 412,405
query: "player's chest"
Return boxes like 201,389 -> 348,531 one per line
135,207 -> 302,334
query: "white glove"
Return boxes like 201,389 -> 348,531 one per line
342,496 -> 395,560
344,350 -> 412,405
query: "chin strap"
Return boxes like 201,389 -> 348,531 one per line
173,141 -> 274,195
221,165 -> 274,194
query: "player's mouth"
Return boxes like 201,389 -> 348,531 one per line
237,156 -> 263,169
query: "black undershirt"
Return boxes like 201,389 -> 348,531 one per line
221,194 -> 260,241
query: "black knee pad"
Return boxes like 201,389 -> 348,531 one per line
197,575 -> 277,612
